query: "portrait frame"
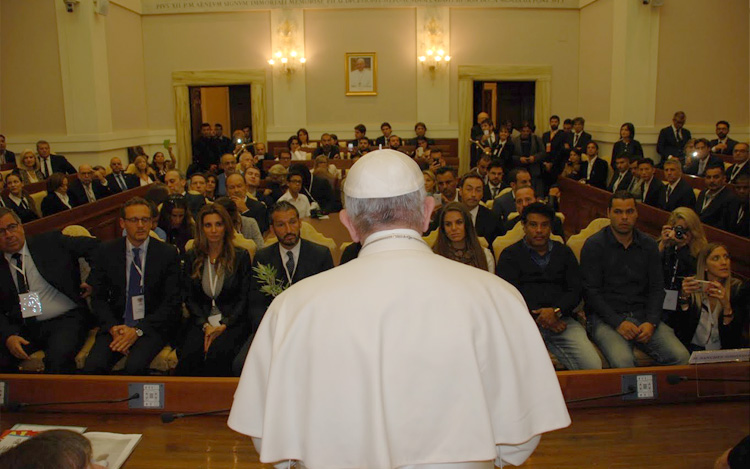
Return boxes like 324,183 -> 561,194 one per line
345,52 -> 378,96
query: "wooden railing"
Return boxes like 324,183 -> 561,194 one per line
23,185 -> 151,240
557,177 -> 750,278
269,138 -> 459,159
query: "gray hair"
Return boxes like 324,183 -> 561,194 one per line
345,188 -> 426,239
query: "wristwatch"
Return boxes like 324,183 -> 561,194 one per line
134,328 -> 144,337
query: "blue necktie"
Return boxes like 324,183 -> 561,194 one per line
124,247 -> 142,327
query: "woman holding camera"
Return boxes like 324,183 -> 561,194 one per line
669,243 -> 748,351
658,207 -> 707,291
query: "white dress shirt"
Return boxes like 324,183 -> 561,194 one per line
278,191 -> 311,218
278,240 -> 302,283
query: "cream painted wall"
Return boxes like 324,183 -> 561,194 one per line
655,0 -> 749,130
140,11 -> 272,131
449,8 -> 581,127
578,0 -> 613,126
106,3 -> 149,131
0,0 -> 67,137
303,9 -> 418,138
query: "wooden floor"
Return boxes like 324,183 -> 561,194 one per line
1,401 -> 747,468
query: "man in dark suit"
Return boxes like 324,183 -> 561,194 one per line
731,173 -> 749,237
233,201 -> 334,375
0,207 -> 99,373
637,158 -> 665,207
659,159 -> 696,212
213,123 -> 235,156
83,198 -> 181,375
607,154 -> 633,193
542,115 -> 561,157
709,121 -> 738,155
405,122 -> 435,146
164,169 -> 206,218
191,123 -> 220,174
684,138 -> 723,177
68,165 -> 112,207
727,142 -> 749,184
36,140 -> 76,177
656,111 -> 691,166
0,134 -> 15,165
483,160 -> 506,202
566,117 -> 592,153
432,173 -> 502,247
491,167 -> 532,226
226,173 -> 269,233
580,141 -> 609,190
105,157 -> 139,194
512,122 -> 546,195
696,165 -> 740,232
313,133 -> 341,159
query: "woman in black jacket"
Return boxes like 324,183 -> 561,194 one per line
177,204 -> 251,376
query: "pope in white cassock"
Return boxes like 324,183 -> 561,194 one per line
228,149 -> 571,469
349,58 -> 373,92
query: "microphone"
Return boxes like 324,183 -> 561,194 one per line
666,374 -> 750,385
565,386 -> 636,404
161,408 -> 230,424
5,393 -> 140,412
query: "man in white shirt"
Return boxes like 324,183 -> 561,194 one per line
229,149 -> 570,468
277,171 -> 311,218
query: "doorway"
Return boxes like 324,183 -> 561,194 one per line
472,80 -> 536,131
188,85 -> 252,143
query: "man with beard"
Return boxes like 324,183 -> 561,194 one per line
313,133 -> 340,159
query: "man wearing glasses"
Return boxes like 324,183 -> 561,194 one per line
82,197 -> 181,375
0,207 -> 99,373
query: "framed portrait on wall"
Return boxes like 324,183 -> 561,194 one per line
345,52 -> 377,96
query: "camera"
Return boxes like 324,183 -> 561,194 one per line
673,225 -> 687,240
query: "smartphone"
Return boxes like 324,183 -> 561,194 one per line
348,143 -> 354,151
694,279 -> 713,293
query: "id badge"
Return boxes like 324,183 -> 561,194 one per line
663,289 -> 679,311
19,292 -> 43,318
132,295 -> 146,320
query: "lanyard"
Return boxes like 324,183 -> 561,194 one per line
207,260 -> 220,307
131,249 -> 145,289
8,253 -> 28,286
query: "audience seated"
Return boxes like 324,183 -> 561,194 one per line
512,121 -> 546,194
106,157 -> 139,193
504,186 -> 565,239
0,134 -> 16,166
348,124 -> 370,147
235,201 -> 333,374
2,173 -> 40,223
189,172 -> 209,202
657,111 -> 692,166
177,204 -> 252,376
562,149 -> 584,182
157,195 -> 195,256
15,150 -> 44,184
277,169 -> 312,218
406,122 -> 434,146
610,122 -> 644,167
374,122 -> 394,147
671,243 -> 749,351
225,172 -> 269,234
297,128 -> 316,149
456,173 -> 501,246
215,153 -> 238,197
567,117 -> 592,154
684,138 -> 723,177
497,202 -> 601,370
83,197 -> 181,375
287,135 -> 308,161
265,163 -> 288,203
0,207 -> 99,373
607,154 -> 634,193
433,202 -> 493,273
727,142 -> 749,184
626,157 -> 643,199
36,140 -> 76,178
659,159 -> 696,211
580,191 -> 689,368
243,165 -> 274,207
580,141 -> 608,190
164,169 -> 206,218
151,151 -> 171,183
709,120 -> 738,155
658,207 -> 707,295
732,173 -> 749,238
214,196 -> 264,249
637,158 -> 664,207
41,173 -> 73,217
492,167 -> 532,225
696,165 -> 739,232
205,173 -> 218,202
68,164 -> 111,207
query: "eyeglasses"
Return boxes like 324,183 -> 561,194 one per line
124,217 -> 152,225
0,223 -> 20,236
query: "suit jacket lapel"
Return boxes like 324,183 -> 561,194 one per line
292,241 -> 307,283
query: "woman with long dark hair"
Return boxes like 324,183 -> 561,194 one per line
157,195 -> 195,255
433,202 -> 493,272
611,122 -> 644,168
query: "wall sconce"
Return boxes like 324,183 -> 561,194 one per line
268,49 -> 306,75
418,15 -> 451,74
418,48 -> 451,71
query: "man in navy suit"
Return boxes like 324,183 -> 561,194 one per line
580,141 -> 609,190
659,159 -> 696,212
0,207 -> 99,373
607,154 -> 633,193
106,157 -> 139,194
36,140 -> 76,177
709,121 -> 738,155
637,159 -> 664,208
83,197 -> 181,375
68,165 -> 112,207
684,138 -> 723,177
656,111 -> 691,166
696,165 -> 739,232
727,142 -> 749,184
567,117 -> 592,153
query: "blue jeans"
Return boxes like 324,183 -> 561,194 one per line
540,316 -> 602,370
589,314 -> 690,368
